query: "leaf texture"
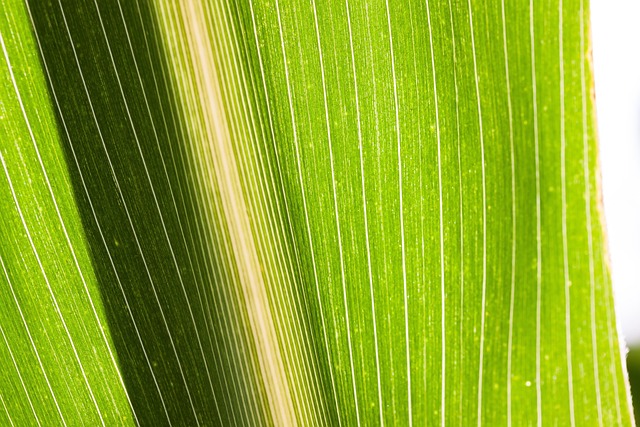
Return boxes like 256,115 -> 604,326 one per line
0,0 -> 634,425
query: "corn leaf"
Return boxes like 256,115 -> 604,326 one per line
0,0 -> 634,425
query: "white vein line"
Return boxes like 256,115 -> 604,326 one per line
559,4 -> 576,425
90,3 -> 216,415
310,3 -> 361,425
0,323 -> 41,426
383,3 -> 412,424
466,1 -> 487,424
0,253 -> 67,426
424,2 -> 446,423
530,2 -> 543,425
54,1 -> 199,421
370,9 -> 398,420
0,154 -> 104,426
580,1 -> 604,424
446,2 -> 465,421
345,1 -> 384,425
363,1 -> 394,420
1,20 -> 140,425
23,5 -> 173,423
501,1 -> 517,424
601,254 -> 625,424
0,393 -> 15,427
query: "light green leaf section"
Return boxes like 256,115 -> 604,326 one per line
0,0 -> 635,425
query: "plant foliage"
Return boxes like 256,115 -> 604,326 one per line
0,0 -> 634,425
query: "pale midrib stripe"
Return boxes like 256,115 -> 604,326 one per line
211,1 -> 326,422
169,3 -> 266,423
213,5 -> 322,425
345,1 -> 384,425
501,0 -> 517,425
177,2 -> 297,424
227,10 -> 328,423
529,2 -> 543,425
154,4 -> 258,424
167,4 -> 277,424
424,2 -> 446,424
466,1 -> 488,424
205,2 -> 291,424
214,5 -> 312,423
383,2 -> 412,424
199,4 -> 290,424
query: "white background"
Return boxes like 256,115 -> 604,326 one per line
592,0 -> 640,346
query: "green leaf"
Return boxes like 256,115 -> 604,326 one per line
0,0 -> 634,425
